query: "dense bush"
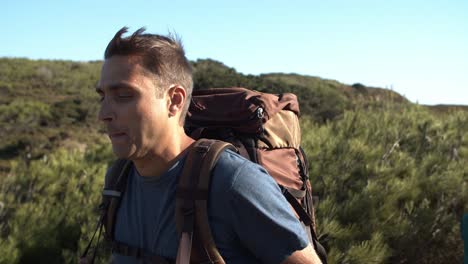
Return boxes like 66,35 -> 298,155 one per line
302,105 -> 467,263
0,104 -> 465,263
0,144 -> 113,264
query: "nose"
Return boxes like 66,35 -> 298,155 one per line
98,99 -> 114,123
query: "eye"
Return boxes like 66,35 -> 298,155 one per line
116,93 -> 134,102
117,94 -> 133,99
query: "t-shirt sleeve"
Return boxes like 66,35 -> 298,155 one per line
226,160 -> 309,264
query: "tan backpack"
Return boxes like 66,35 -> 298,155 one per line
184,88 -> 326,263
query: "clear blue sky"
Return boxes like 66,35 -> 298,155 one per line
3,0 -> 467,105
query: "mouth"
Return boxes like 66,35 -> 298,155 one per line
108,132 -> 126,139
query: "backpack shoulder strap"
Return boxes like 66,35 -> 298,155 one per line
100,159 -> 179,263
102,159 -> 133,240
175,139 -> 236,264
82,159 -> 133,263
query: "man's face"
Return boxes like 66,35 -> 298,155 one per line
96,55 -> 170,160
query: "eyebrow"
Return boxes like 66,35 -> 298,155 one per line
95,83 -> 138,93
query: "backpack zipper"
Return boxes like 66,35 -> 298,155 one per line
256,107 -> 264,119
254,107 -> 265,134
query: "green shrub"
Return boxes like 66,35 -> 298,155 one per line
301,105 -> 467,263
0,100 -> 52,126
0,144 -> 113,264
1,57 -> 466,264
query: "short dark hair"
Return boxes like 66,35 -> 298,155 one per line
104,27 -> 193,122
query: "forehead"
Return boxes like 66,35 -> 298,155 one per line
98,55 -> 155,90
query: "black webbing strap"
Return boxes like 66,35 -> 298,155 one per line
81,159 -> 132,264
239,137 -> 258,163
79,214 -> 104,264
282,188 -> 326,262
102,159 -> 133,240
294,148 -> 310,192
282,188 -> 313,227
298,146 -> 310,176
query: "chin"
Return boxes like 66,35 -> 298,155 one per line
112,146 -> 134,160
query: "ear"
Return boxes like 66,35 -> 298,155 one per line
167,85 -> 187,117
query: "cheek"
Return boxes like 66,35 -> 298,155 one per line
123,96 -> 167,136
132,100 -> 162,133
114,101 -> 147,138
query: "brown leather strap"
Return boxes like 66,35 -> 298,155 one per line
175,139 -> 236,264
195,140 -> 234,264
176,140 -> 209,264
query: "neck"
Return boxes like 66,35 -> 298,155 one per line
133,134 -> 195,177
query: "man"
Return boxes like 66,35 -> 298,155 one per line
96,27 -> 322,264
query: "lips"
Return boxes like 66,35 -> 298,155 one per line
108,132 -> 126,139
109,132 -> 125,137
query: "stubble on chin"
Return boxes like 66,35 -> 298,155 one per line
111,143 -> 136,160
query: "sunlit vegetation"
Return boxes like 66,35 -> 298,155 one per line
0,58 -> 466,263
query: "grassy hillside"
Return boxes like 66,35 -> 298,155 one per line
0,57 -> 417,169
0,58 -> 103,174
0,57 -> 466,263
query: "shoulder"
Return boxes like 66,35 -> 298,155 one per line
211,149 -> 281,198
213,149 -> 250,172
209,150 -> 309,263
213,149 -> 272,181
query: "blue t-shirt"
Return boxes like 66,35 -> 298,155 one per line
112,149 -> 308,264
